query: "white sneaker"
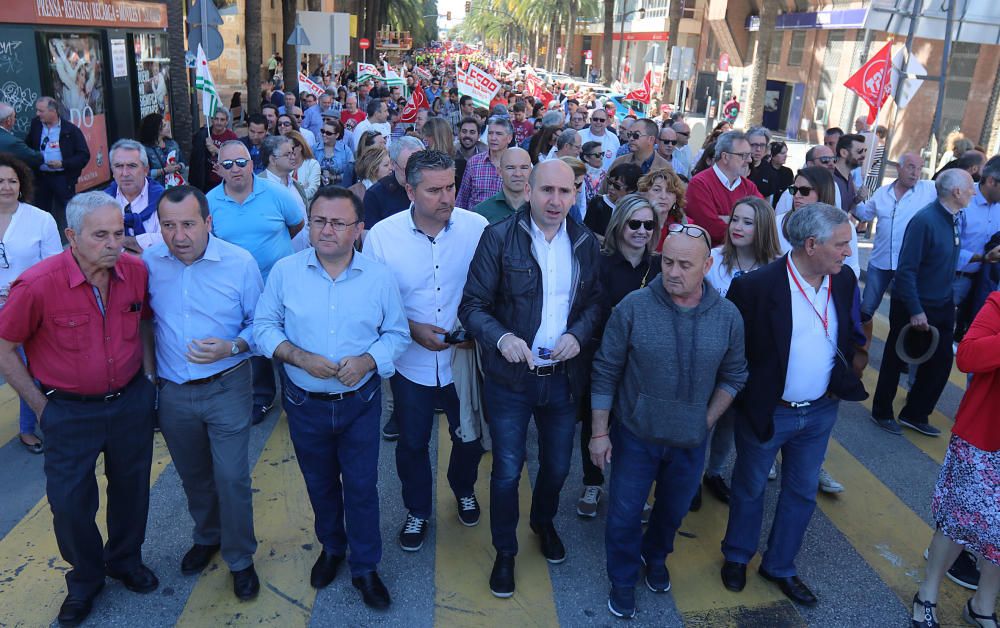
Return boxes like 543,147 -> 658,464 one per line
818,468 -> 844,493
576,486 -> 602,518
768,461 -> 778,480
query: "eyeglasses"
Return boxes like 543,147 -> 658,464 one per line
723,150 -> 752,161
626,219 -> 656,231
626,131 -> 649,140
309,217 -> 360,231
658,138 -> 677,146
667,223 -> 711,250
292,114 -> 303,119
749,142 -> 767,150
278,121 -> 293,127
583,152 -> 602,159
788,185 -> 815,196
220,158 -> 250,170
0,242 -> 8,269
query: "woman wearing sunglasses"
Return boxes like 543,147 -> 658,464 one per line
585,162 -> 642,244
316,118 -> 355,188
575,194 -> 662,518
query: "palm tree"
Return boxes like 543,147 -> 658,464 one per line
245,0 -> 262,115
743,3 -> 777,127
601,0 -> 614,85
166,0 -> 192,154
281,0 -> 298,99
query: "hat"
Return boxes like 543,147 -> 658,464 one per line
894,323 -> 940,365
491,104 -> 509,118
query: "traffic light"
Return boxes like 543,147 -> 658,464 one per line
465,1 -> 471,12
447,10 -> 452,19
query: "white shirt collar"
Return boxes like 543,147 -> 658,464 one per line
786,253 -> 830,295
712,164 -> 741,191
529,215 -> 568,243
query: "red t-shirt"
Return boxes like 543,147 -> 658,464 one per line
341,109 -> 367,127
0,249 -> 151,394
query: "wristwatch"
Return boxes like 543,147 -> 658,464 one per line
231,341 -> 240,356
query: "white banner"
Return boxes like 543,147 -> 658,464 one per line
456,62 -> 501,108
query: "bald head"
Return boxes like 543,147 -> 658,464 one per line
500,148 -> 532,195
528,160 -> 577,234
661,224 -> 713,304
528,157 -> 574,188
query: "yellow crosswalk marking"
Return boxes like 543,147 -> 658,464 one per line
176,415 -> 316,627
0,383 -> 21,445
0,435 -> 172,625
819,438 -> 966,622
872,312 -> 966,391
433,415 -> 559,627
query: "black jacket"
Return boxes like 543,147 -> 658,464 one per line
25,117 -> 90,185
189,127 -> 211,192
459,209 -> 603,396
726,254 -> 867,442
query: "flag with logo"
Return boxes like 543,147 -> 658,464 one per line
194,44 -> 222,121
456,60 -> 501,108
298,73 -> 326,98
383,60 -> 407,93
400,85 -> 430,124
356,62 -> 382,84
625,71 -> 652,105
844,41 -> 893,124
523,70 -> 554,107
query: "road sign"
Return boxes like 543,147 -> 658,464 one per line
679,46 -> 695,80
717,70 -> 729,82
718,52 -> 730,72
187,27 -> 224,61
359,38 -> 370,50
585,50 -> 592,60
187,0 -> 223,26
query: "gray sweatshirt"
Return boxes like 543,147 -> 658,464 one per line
591,279 -> 748,448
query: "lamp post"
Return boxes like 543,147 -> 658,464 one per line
616,2 -> 645,83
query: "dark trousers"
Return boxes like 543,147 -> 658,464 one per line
280,370 -> 382,577
34,171 -> 75,235
390,373 -> 482,519
41,375 -> 156,597
872,299 -> 955,423
605,422 -> 705,588
577,381 -> 604,486
250,355 -> 277,408
482,373 -> 577,555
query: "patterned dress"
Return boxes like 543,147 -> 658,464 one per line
932,435 -> 1000,567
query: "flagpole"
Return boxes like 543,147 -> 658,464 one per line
857,40 -> 893,186
876,0 -> 923,186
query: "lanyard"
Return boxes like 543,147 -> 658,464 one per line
787,257 -> 831,338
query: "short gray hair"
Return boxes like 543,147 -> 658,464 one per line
404,148 -> 454,188
715,130 -> 748,155
746,125 -> 772,144
36,96 -> 58,111
784,202 -> 849,248
486,116 -> 515,138
936,168 -> 971,198
109,139 -> 149,168
556,128 -> 579,150
540,110 -> 564,128
389,135 -> 425,162
0,103 -> 13,122
67,191 -> 120,233
211,106 -> 231,123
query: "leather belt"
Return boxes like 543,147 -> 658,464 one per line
531,362 -> 565,377
42,372 -> 140,403
307,389 -> 358,401
778,393 -> 835,408
182,360 -> 247,386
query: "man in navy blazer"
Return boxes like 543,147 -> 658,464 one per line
720,203 -> 867,607
26,97 -> 90,233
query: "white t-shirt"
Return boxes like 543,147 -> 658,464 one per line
579,128 -> 621,172
0,203 -> 62,299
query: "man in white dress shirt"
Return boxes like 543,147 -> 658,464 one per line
578,108 -> 620,173
104,139 -> 165,254
365,150 -> 488,552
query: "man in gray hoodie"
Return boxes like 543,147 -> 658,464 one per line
590,223 -> 748,619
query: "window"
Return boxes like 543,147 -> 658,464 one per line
787,31 -> 806,66
938,42 -> 980,144
816,31 -> 845,124
768,31 -> 784,65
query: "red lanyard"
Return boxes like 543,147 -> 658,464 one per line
787,257 -> 831,337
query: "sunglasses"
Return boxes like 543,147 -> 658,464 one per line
788,185 -> 815,196
659,139 -> 677,145
584,152 -> 602,159
626,131 -> 648,140
667,223 -> 711,250
321,129 -> 337,136
574,180 -> 583,189
220,158 -> 250,169
626,219 -> 656,231
675,131 -> 689,137
591,117 -> 607,122
278,121 -> 293,127
816,156 -> 837,164
609,180 -> 626,191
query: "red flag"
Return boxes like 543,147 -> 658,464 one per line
523,71 -> 553,107
844,41 -> 893,124
625,71 -> 652,105
400,85 -> 429,123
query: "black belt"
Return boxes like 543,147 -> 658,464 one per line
778,393 -> 835,408
42,372 -> 140,403
531,362 -> 565,377
182,360 -> 247,386
307,389 -> 358,401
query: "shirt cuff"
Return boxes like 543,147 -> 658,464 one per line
496,332 -> 513,351
237,326 -> 257,355
591,393 -> 614,412
255,328 -> 287,359
365,342 -> 396,378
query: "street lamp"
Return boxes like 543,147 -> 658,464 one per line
616,2 -> 645,83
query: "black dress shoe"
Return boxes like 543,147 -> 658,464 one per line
759,567 -> 818,606
310,550 -> 345,589
233,565 -> 260,600
57,584 -> 103,627
352,571 -> 391,609
529,522 -> 566,563
704,474 -> 731,504
106,564 -> 159,593
490,552 -> 515,598
721,560 -> 747,592
181,543 -> 221,575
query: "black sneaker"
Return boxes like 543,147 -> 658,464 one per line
382,415 -> 399,441
490,552 -> 515,598
642,556 -> 670,593
608,585 -> 636,618
457,495 -> 481,527
398,514 -> 428,551
947,550 -> 980,590
871,415 -> 903,435
899,418 -> 941,437
252,403 -> 273,425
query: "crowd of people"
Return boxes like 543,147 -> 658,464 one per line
0,51 -> 998,628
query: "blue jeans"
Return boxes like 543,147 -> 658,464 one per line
722,397 -> 839,577
482,372 -> 577,555
860,265 -> 894,319
606,423 -> 705,588
390,373 -> 482,519
17,346 -> 37,435
281,371 -> 382,577
705,407 -> 735,477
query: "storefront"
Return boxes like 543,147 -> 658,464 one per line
0,1 -> 170,191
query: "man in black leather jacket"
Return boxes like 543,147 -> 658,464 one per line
459,159 -> 603,599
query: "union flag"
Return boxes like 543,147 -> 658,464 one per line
844,42 -> 893,124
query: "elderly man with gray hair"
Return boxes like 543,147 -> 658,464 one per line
0,102 -> 43,168
104,138 -> 166,254
685,130 -> 764,246
871,168 -> 977,437
745,125 -> 772,177
721,203 -> 867,607
0,190 -> 159,625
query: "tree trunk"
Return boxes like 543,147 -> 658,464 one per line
166,0 -> 192,154
659,0 -> 683,104
245,0 -> 263,115
601,0 -> 613,86
743,3 -> 777,127
282,0 -> 299,99
545,10 -> 559,70
562,0 -> 577,75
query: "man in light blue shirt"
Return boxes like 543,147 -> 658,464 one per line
253,186 -> 409,610
954,156 -> 1000,334
206,140 -> 305,422
141,186 -> 263,601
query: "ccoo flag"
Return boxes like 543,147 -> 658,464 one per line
194,44 -> 222,121
844,41 -> 893,125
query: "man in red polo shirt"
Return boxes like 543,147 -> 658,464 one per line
0,191 -> 158,626
685,130 -> 763,246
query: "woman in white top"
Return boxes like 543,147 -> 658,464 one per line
287,130 -> 321,203
0,155 -> 62,454
701,196 -> 781,505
